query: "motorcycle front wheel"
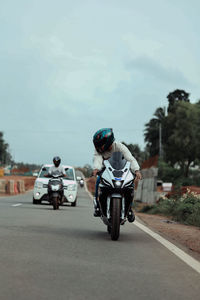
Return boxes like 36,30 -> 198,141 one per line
111,198 -> 121,241
52,197 -> 59,210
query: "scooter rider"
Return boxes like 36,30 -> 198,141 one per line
92,128 -> 142,222
48,156 -> 66,177
46,156 -> 66,201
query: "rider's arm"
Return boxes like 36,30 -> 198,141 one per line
45,167 -> 52,177
93,150 -> 103,172
116,142 -> 140,172
61,166 -> 66,177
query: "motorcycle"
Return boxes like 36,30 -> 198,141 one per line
48,174 -> 64,210
98,152 -> 135,241
79,179 -> 84,188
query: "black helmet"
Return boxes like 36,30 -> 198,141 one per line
93,128 -> 115,153
53,156 -> 61,167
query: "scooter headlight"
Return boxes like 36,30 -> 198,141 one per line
51,184 -> 61,191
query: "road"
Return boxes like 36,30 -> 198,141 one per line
0,187 -> 199,300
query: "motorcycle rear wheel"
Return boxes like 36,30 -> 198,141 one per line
111,198 -> 121,241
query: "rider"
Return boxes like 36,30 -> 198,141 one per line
48,156 -> 66,177
46,156 -> 66,201
92,128 -> 142,222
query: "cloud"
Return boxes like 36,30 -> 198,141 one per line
126,56 -> 193,87
29,34 -> 131,105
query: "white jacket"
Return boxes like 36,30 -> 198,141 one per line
93,141 -> 140,172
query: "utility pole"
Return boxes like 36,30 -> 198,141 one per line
159,122 -> 162,159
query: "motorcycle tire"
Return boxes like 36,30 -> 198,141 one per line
107,225 -> 111,234
111,198 -> 121,241
52,197 -> 58,210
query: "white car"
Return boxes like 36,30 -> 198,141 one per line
33,164 -> 78,206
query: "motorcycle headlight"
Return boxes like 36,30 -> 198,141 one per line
67,184 -> 76,191
113,180 -> 123,188
34,181 -> 43,189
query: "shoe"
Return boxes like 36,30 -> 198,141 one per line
93,207 -> 101,217
127,209 -> 135,223
93,197 -> 101,217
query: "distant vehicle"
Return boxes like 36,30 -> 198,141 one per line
33,164 -> 78,206
79,178 -> 84,188
32,172 -> 39,177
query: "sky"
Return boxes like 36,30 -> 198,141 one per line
0,0 -> 200,167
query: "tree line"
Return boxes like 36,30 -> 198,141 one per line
144,89 -> 200,178
123,89 -> 200,185
2,90 -> 200,183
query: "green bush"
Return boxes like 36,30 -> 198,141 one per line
139,191 -> 200,227
158,160 -> 200,187
139,205 -> 154,213
158,160 -> 182,183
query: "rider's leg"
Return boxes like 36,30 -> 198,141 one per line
127,186 -> 135,223
127,202 -> 135,222
93,176 -> 101,217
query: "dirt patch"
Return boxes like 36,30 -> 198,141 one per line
136,212 -> 200,261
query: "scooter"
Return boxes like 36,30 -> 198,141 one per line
48,175 -> 64,210
98,152 -> 135,240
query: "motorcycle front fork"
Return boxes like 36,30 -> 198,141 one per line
106,196 -> 125,220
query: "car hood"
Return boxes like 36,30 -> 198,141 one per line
35,178 -> 77,185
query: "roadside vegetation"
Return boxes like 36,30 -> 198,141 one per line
144,89 -> 200,180
138,89 -> 200,228
139,189 -> 200,227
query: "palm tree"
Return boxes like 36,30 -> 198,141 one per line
144,107 -> 165,157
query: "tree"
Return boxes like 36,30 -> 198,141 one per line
167,89 -> 190,113
144,107 -> 165,157
144,89 -> 200,179
122,142 -> 147,166
164,101 -> 199,177
0,132 -> 12,165
80,164 -> 93,178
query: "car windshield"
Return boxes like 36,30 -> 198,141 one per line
39,167 -> 74,180
64,168 -> 74,180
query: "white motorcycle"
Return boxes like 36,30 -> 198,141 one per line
98,152 -> 135,240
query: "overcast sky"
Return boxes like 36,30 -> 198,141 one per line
1,0 -> 200,167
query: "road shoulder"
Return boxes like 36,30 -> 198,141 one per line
136,212 -> 200,261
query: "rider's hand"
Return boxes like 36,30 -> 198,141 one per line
93,169 -> 99,177
135,170 -> 142,180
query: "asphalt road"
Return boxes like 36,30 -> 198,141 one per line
0,188 -> 199,300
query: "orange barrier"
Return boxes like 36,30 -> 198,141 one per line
14,181 -> 19,194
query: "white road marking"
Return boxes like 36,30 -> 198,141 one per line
12,203 -> 22,207
134,220 -> 200,275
